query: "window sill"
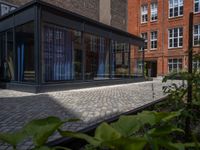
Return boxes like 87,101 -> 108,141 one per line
168,47 -> 183,50
150,49 -> 157,51
141,22 -> 148,25
150,20 -> 158,23
138,49 -> 147,52
193,45 -> 200,48
168,15 -> 183,20
194,11 -> 200,15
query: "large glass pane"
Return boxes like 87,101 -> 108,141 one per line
15,22 -> 35,82
43,25 -> 73,82
84,33 -> 110,80
43,24 -> 83,82
7,30 -> 14,81
0,32 -> 6,81
130,45 -> 143,77
111,41 -> 130,78
73,31 -> 82,80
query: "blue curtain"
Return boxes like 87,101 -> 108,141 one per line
97,38 -> 105,78
44,25 -> 73,81
17,44 -> 24,81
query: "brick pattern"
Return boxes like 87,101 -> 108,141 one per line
111,0 -> 127,31
5,0 -> 99,21
4,0 -> 128,31
128,0 -> 200,76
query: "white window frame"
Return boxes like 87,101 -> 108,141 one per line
168,58 -> 182,73
194,0 -> 200,13
168,27 -> 183,48
140,32 -> 148,51
150,31 -> 157,50
193,59 -> 200,71
137,60 -> 143,74
168,0 -> 183,18
193,24 -> 200,46
141,5 -> 148,23
151,3 -> 158,21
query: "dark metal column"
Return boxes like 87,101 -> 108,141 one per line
185,12 -> 193,140
34,4 -> 41,91
142,47 -> 145,77
128,44 -> 131,78
82,23 -> 85,81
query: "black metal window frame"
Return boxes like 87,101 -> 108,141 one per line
0,0 -> 144,86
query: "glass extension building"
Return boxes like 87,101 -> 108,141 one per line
0,1 -> 144,92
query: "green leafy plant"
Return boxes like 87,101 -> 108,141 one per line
162,54 -> 200,140
59,110 -> 198,150
0,55 -> 199,150
0,117 -> 78,150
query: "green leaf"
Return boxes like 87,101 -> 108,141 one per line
136,111 -> 156,126
58,130 -> 100,146
54,146 -> 71,150
156,110 -> 182,123
33,146 -> 54,150
94,122 -> 121,142
0,131 -> 27,148
164,143 -> 185,150
184,142 -> 200,148
23,116 -> 70,147
111,137 -> 147,150
111,115 -> 140,137
148,125 -> 184,137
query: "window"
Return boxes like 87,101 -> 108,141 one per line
193,59 -> 200,71
43,25 -> 83,82
15,22 -> 35,82
140,32 -> 148,50
151,3 -> 158,21
168,27 -> 183,48
193,24 -> 200,46
168,58 -> 182,73
194,0 -> 200,13
150,31 -> 157,49
169,0 -> 183,18
111,41 -> 130,78
141,5 -> 148,23
84,34 -> 110,80
0,32 -> 6,81
137,60 -> 143,74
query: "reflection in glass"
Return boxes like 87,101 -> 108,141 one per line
84,33 -> 109,80
7,30 -> 14,80
15,22 -> 35,82
73,31 -> 82,80
111,41 -> 130,78
42,24 -> 136,82
0,32 -> 6,81
43,26 -> 72,81
43,25 -> 83,82
130,45 -> 143,77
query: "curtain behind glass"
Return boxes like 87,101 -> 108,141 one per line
43,25 -> 73,82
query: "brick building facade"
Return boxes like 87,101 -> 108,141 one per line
1,0 -> 127,31
128,0 -> 200,77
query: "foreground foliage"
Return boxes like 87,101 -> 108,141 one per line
0,55 -> 199,150
0,110 -> 199,150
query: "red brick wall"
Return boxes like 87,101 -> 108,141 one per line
128,0 -> 200,76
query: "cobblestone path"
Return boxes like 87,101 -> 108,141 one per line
0,79 -> 181,149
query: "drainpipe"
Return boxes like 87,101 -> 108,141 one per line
161,0 -> 165,76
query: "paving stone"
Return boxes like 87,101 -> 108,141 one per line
0,79 -> 182,150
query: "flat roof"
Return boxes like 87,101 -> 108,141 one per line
0,0 -> 144,45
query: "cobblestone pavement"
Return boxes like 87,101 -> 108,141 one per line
0,79 -> 182,150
